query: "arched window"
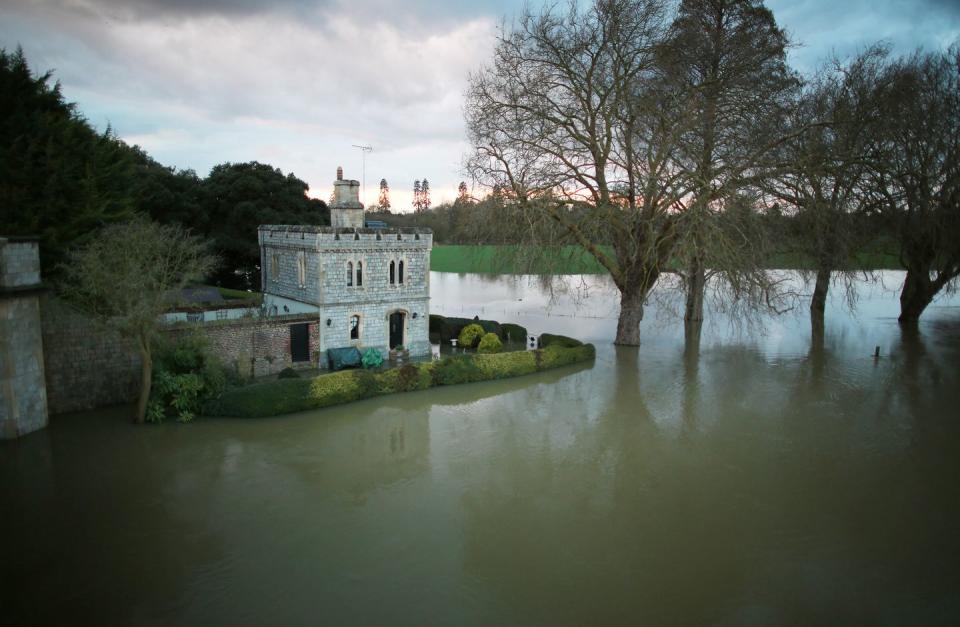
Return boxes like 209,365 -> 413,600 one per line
349,315 -> 360,340
297,253 -> 306,287
389,260 -> 396,285
347,261 -> 353,286
398,260 -> 405,285
356,261 -> 363,287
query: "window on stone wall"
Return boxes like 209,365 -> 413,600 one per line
356,261 -> 363,287
398,260 -> 405,285
349,315 -> 360,340
271,254 -> 280,280
347,261 -> 353,286
389,260 -> 396,285
297,253 -> 306,288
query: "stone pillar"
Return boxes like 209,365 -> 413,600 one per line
0,237 -> 49,439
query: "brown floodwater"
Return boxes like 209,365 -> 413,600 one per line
2,271 -> 959,625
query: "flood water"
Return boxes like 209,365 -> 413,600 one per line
3,271 -> 960,625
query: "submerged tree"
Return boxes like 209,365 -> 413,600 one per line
660,0 -> 798,326
765,47 -> 887,338
59,219 -> 217,424
870,47 -> 960,323
466,0 -> 693,345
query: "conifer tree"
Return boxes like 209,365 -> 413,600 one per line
377,178 -> 391,213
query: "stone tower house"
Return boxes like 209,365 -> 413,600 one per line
258,168 -> 432,366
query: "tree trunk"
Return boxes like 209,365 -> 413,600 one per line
810,268 -> 830,344
684,260 -> 706,323
898,269 -> 934,325
615,287 -> 645,346
684,317 -> 703,358
135,336 -> 152,424
810,268 -> 830,318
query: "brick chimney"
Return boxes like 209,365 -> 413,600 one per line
330,166 -> 364,228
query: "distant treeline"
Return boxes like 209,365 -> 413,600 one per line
0,47 -> 328,289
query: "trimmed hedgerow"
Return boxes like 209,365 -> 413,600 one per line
539,333 -> 583,348
206,341 -> 595,418
500,323 -> 528,343
477,332 -> 503,354
474,351 -> 538,379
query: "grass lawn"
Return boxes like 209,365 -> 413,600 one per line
430,245 -> 904,274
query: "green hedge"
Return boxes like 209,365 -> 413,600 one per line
539,333 -> 583,348
500,323 -> 528,343
206,341 -> 596,418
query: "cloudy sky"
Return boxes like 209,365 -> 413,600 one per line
2,0 -> 958,210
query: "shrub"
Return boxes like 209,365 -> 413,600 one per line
278,367 -> 301,379
430,355 -> 484,386
539,333 -> 583,348
203,378 -> 312,418
361,347 -> 384,369
377,362 -> 433,393
538,343 -> 596,369
477,332 -> 503,354
149,332 -> 239,422
474,351 -> 538,379
500,323 -> 528,343
308,370 -> 367,407
459,323 -> 485,348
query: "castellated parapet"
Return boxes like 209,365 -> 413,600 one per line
259,171 -> 433,366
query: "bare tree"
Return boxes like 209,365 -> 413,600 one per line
466,0 -> 692,345
59,219 -> 217,423
870,47 -> 960,323
660,0 -> 799,326
764,47 -> 887,338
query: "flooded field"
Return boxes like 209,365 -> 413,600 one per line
3,271 -> 959,625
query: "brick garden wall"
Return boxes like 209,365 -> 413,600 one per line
40,297 -> 319,415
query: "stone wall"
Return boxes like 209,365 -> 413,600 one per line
40,298 -> 321,415
1,238 -> 49,438
40,296 -> 140,415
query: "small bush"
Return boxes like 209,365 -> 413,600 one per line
278,367 -> 301,379
500,323 -> 528,343
539,333 -> 583,348
430,355 -> 484,386
477,332 -> 503,354
459,323 -> 485,348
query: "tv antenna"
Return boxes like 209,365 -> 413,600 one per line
351,144 -> 373,207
